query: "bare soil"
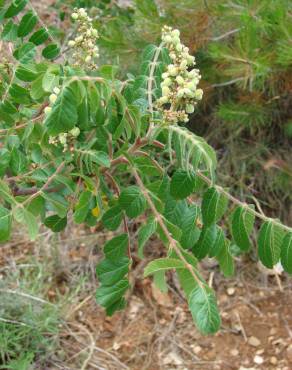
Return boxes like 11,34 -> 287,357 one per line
2,229 -> 290,370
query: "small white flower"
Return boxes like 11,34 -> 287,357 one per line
53,87 -> 60,95
71,13 -> 78,20
85,55 -> 92,63
168,67 -> 178,76
59,134 -> 67,145
68,40 -> 75,47
75,35 -> 83,43
180,60 -> 188,69
49,94 -> 58,104
44,106 -> 52,115
176,76 -> 185,85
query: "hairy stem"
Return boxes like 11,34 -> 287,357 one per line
132,167 -> 202,287
147,42 -> 164,136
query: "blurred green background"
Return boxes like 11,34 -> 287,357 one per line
55,0 -> 291,224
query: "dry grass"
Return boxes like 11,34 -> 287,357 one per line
0,222 -> 291,370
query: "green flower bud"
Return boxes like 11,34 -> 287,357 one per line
186,104 -> 195,114
187,55 -> 195,65
159,96 -> 169,105
195,88 -> 203,100
183,88 -> 193,97
177,89 -> 185,98
168,67 -> 179,76
171,29 -> 180,38
172,36 -> 180,45
70,127 -> 80,137
75,36 -> 83,43
176,76 -> 185,85
162,78 -> 172,87
180,60 -> 188,69
162,86 -> 170,96
164,35 -> 172,43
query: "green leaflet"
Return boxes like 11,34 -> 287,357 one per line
166,125 -> 217,178
96,257 -> 130,286
153,270 -> 168,293
45,86 -> 78,135
193,224 -> 217,260
119,185 -> 147,218
1,20 -> 18,41
17,11 -> 37,37
96,234 -> 130,315
201,187 -> 228,226
216,240 -> 234,277
96,280 -> 129,310
138,217 -> 157,258
170,249 -> 220,334
42,193 -> 68,218
280,232 -> 292,274
29,27 -> 49,45
156,217 -> 182,246
44,214 -> 67,232
79,150 -> 111,174
180,205 -> 201,249
258,220 -> 286,268
42,44 -> 60,60
170,169 -> 196,200
189,284 -> 221,334
102,205 -> 123,231
73,191 -> 92,224
208,225 -> 225,258
103,234 -> 129,263
231,205 -> 255,251
0,206 -> 12,242
0,148 -> 10,177
4,0 -> 28,18
15,64 -> 37,82
12,206 -> 38,241
14,42 -> 36,64
144,258 -> 186,277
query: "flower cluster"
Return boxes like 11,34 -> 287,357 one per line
44,86 -> 61,116
49,127 -> 80,152
157,26 -> 203,124
68,8 -> 99,69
